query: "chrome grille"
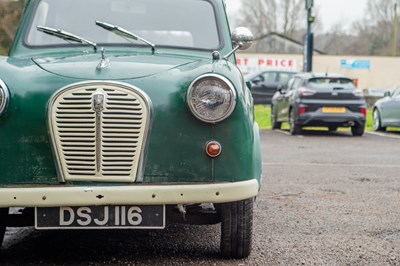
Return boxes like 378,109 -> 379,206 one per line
49,82 -> 151,182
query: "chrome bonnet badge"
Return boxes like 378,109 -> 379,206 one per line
92,91 -> 106,112
92,90 -> 106,173
97,48 -> 110,70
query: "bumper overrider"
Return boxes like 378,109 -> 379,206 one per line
0,179 -> 259,208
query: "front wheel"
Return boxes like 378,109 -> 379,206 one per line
220,198 -> 254,259
271,105 -> 281,130
289,108 -> 302,135
351,124 -> 365,136
373,109 -> 386,131
0,208 -> 8,248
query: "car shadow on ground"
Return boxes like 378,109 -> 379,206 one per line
279,128 -> 357,137
382,130 -> 400,135
0,224 -> 222,265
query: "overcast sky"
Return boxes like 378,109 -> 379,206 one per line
225,0 -> 368,32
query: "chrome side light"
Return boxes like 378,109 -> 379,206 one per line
187,74 -> 237,123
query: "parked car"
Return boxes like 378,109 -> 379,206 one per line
0,0 -> 262,259
246,70 -> 297,104
363,87 -> 387,97
373,87 -> 400,131
271,73 -> 367,136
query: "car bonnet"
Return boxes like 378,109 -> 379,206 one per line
31,53 -> 201,80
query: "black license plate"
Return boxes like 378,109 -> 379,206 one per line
35,205 -> 165,229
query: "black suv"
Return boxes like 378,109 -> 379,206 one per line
246,70 -> 297,104
271,73 -> 367,136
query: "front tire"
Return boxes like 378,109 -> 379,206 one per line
351,124 -> 365,136
0,208 -> 8,248
220,198 -> 254,259
271,105 -> 281,130
289,108 -> 302,135
373,109 -> 386,131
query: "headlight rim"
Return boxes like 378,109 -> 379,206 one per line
187,74 -> 237,124
0,79 -> 9,116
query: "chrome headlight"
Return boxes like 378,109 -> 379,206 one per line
187,74 -> 237,123
0,80 -> 9,116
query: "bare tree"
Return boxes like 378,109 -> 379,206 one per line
280,0 -> 304,37
236,0 -> 306,39
312,0 -> 400,56
0,0 -> 25,55
349,0 -> 397,56
365,0 -> 394,25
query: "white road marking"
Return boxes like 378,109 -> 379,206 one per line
262,162 -> 400,168
274,130 -> 291,136
366,131 -> 400,139
273,130 -> 400,139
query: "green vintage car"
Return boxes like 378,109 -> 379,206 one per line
0,0 -> 261,258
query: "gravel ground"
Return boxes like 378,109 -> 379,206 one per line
255,129 -> 400,266
1,129 -> 400,265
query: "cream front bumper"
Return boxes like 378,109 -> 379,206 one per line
0,180 -> 259,208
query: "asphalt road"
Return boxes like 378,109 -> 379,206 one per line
1,129 -> 400,265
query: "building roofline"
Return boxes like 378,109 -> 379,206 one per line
255,32 -> 325,55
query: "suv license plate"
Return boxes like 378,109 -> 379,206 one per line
35,205 -> 165,230
322,107 -> 346,113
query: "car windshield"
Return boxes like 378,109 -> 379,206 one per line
26,0 -> 220,50
245,71 -> 296,82
307,78 -> 356,90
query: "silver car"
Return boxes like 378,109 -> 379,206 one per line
373,87 -> 400,131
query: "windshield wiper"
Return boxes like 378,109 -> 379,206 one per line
95,21 -> 155,54
37,26 -> 97,51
